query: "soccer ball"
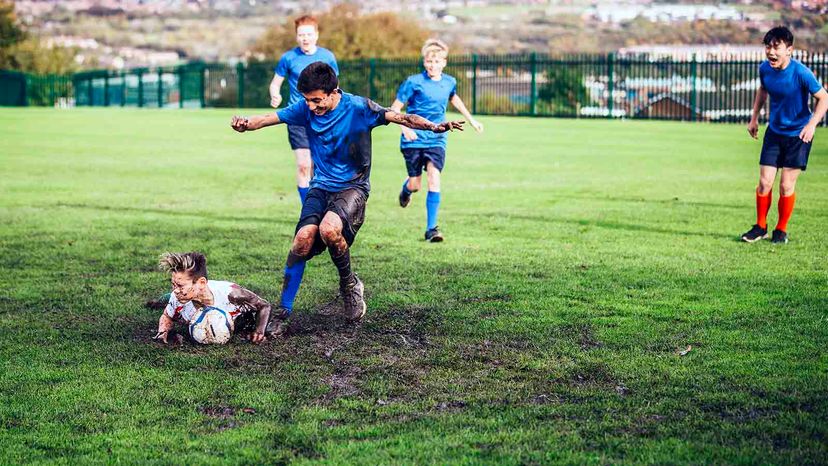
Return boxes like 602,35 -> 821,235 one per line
189,306 -> 234,345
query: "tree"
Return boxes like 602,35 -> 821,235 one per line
0,0 -> 26,67
250,4 -> 430,61
537,66 -> 588,116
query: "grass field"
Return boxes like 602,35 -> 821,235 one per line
1,108 -> 827,464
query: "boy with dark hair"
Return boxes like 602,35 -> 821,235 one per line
741,26 -> 827,244
269,15 -> 339,204
153,252 -> 274,345
232,62 -> 463,327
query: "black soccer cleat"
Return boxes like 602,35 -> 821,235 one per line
741,224 -> 768,243
770,229 -> 788,244
425,226 -> 444,243
399,189 -> 411,208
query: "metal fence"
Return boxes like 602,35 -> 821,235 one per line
3,52 -> 827,125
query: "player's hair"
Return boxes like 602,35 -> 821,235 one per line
158,252 -> 208,281
297,61 -> 338,94
763,26 -> 794,48
294,15 -> 318,31
422,38 -> 449,59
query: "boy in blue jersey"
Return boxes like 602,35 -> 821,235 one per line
232,62 -> 463,329
741,27 -> 827,244
269,15 -> 339,204
391,39 -> 484,242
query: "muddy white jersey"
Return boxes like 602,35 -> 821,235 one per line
164,280 -> 245,323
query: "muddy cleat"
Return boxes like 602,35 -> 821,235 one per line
770,229 -> 788,244
265,307 -> 291,337
424,226 -> 444,243
399,189 -> 411,208
741,224 -> 767,243
340,275 -> 366,321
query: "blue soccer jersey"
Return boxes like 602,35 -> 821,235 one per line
396,71 -> 457,150
277,92 -> 389,194
275,47 -> 339,106
760,59 -> 824,136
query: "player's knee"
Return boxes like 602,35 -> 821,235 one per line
318,221 -> 342,245
757,179 -> 773,194
291,228 -> 317,256
297,160 -> 312,176
409,177 -> 422,192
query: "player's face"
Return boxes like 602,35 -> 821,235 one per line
296,25 -> 319,53
423,54 -> 447,79
171,271 -> 199,303
765,41 -> 792,69
302,89 -> 337,115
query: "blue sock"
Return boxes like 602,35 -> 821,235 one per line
279,256 -> 306,316
426,191 -> 441,230
298,186 -> 309,204
401,178 -> 412,195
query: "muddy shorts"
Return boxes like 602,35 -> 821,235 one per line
295,187 -> 367,257
287,125 -> 310,150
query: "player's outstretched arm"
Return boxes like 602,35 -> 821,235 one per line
231,114 -> 281,133
228,285 -> 272,344
450,94 -> 483,133
748,86 -> 768,139
269,74 -> 285,108
800,88 -> 828,143
390,99 -> 418,141
384,110 -> 464,133
153,313 -> 175,344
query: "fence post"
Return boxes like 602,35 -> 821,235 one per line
104,71 -> 110,106
199,64 -> 206,108
121,71 -> 126,107
137,70 -> 144,108
529,52 -> 537,116
21,73 -> 28,107
237,62 -> 245,108
158,68 -> 164,108
607,52 -> 615,119
88,73 -> 94,106
368,58 -> 376,100
178,65 -> 184,109
471,53 -> 478,115
690,54 -> 697,122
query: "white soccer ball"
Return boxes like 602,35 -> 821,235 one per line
189,306 -> 234,345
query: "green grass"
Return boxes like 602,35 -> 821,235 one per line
1,108 -> 827,464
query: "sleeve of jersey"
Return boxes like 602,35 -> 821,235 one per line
758,64 -> 766,89
364,98 -> 390,128
329,53 -> 340,76
450,78 -> 458,99
277,101 -> 308,126
396,78 -> 414,104
274,54 -> 289,77
164,295 -> 181,320
799,66 -> 823,95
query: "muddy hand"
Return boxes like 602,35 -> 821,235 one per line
231,116 -> 249,132
434,120 -> 464,133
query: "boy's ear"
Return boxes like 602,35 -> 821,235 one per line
196,276 -> 208,286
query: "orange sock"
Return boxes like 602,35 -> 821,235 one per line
756,189 -> 772,229
776,193 -> 796,232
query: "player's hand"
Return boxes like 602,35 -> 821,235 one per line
250,331 -> 267,344
469,118 -> 484,133
433,120 -> 464,133
270,94 -> 282,108
401,127 -> 418,141
799,123 -> 816,143
747,119 -> 759,139
152,330 -> 169,344
231,116 -> 249,133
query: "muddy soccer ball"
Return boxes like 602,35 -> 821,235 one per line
189,306 -> 234,344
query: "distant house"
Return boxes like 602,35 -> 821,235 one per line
634,93 -> 705,121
